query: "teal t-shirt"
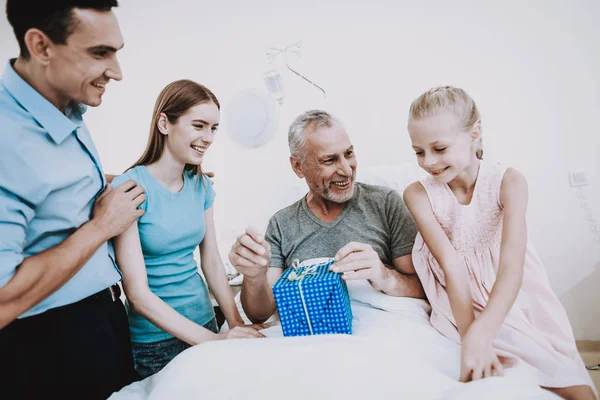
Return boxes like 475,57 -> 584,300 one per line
112,166 -> 216,343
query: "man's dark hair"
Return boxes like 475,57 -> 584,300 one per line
6,0 -> 119,60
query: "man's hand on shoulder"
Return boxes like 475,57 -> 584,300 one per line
91,180 -> 145,240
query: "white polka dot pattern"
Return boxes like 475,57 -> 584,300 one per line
272,260 -> 353,337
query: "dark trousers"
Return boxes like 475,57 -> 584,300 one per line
132,317 -> 219,379
0,286 -> 139,400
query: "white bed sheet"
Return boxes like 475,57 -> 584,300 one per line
109,280 -> 560,400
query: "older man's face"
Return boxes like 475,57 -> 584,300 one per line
300,122 -> 357,203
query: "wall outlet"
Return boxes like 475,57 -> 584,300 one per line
569,171 -> 589,187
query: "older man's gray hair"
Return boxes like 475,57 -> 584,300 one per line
288,110 -> 340,163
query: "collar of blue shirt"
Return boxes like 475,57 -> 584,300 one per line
2,59 -> 88,145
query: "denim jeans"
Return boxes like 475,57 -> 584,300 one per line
132,317 -> 218,379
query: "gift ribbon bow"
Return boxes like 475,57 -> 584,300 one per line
287,260 -> 321,335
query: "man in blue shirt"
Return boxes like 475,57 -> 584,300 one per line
0,1 -> 145,398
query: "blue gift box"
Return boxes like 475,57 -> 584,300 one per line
272,258 -> 353,337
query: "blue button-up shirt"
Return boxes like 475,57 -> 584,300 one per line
0,60 -> 121,318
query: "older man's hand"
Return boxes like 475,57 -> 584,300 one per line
228,227 -> 271,279
330,242 -> 391,292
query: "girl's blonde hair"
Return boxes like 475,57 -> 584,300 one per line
408,86 -> 483,160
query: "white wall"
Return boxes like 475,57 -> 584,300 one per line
1,0 -> 599,339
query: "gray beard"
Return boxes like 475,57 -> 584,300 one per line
322,180 -> 355,203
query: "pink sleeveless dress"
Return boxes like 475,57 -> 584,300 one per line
412,161 -> 595,392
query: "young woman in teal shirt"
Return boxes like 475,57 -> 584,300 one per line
112,80 -> 264,378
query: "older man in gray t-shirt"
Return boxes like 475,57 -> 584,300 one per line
229,110 -> 425,324
267,182 -> 417,269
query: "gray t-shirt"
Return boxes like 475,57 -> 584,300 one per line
265,182 -> 418,269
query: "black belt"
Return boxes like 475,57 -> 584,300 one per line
79,284 -> 121,305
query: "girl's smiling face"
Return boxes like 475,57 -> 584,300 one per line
408,110 -> 481,183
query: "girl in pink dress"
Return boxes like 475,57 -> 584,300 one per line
403,86 -> 596,400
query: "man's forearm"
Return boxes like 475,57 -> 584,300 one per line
377,269 -> 425,299
240,274 -> 276,324
0,220 -> 109,328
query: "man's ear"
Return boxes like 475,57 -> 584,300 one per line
157,113 -> 169,135
290,156 -> 304,179
23,28 -> 54,66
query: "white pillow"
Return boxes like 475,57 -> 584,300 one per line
345,279 -> 430,315
356,162 -> 426,195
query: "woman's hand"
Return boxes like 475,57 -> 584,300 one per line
228,320 -> 270,331
217,325 -> 266,340
459,321 -> 504,382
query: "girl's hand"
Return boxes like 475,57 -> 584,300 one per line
217,326 -> 266,340
459,321 -> 504,382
